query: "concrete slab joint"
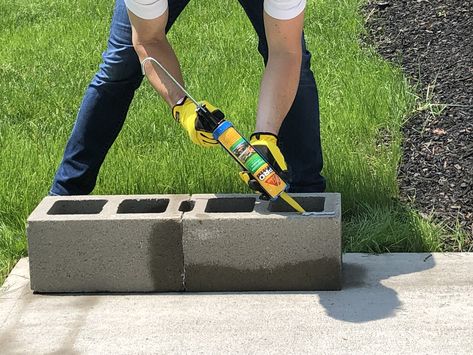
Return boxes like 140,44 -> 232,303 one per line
27,193 -> 341,293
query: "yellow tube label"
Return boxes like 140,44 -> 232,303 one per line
218,126 -> 287,198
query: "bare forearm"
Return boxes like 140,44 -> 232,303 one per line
255,51 -> 302,134
128,9 -> 185,107
134,40 -> 185,107
255,10 -> 304,135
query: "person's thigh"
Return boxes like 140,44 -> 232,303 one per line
236,0 -> 268,58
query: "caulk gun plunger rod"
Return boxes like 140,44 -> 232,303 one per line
140,56 -> 201,107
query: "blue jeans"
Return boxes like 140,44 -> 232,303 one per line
50,0 -> 325,195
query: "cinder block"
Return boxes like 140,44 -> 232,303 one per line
27,195 -> 190,293
182,193 -> 342,291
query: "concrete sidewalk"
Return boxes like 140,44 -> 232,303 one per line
1,253 -> 472,354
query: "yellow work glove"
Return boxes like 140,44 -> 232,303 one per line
172,96 -> 223,148
239,132 -> 288,199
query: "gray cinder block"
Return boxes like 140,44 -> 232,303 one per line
27,195 -> 190,293
182,193 -> 342,291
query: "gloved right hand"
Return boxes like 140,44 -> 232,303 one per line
172,96 -> 223,148
239,132 -> 289,199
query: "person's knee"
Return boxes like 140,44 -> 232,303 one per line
95,46 -> 142,84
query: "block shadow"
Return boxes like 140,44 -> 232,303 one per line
33,254 -> 436,323
316,253 -> 436,322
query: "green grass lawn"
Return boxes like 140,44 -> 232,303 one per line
0,0 -> 462,284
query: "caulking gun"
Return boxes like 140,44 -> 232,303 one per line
141,57 -> 305,213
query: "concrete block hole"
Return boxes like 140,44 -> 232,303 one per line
269,196 -> 325,213
205,197 -> 256,213
179,200 -> 195,212
47,200 -> 107,215
117,199 -> 169,214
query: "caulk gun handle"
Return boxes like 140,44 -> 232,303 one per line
196,105 -> 224,132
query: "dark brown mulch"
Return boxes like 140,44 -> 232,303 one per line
362,0 -> 472,247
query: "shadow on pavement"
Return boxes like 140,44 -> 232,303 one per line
317,254 -> 436,323
28,254 -> 436,324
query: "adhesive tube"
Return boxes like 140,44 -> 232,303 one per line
213,121 -> 287,199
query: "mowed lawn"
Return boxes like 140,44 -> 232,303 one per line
0,0 -> 455,283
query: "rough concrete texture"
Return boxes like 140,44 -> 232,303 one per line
1,254 -> 472,354
183,193 -> 342,291
27,195 -> 190,292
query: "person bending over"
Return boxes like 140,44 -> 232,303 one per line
50,0 -> 325,196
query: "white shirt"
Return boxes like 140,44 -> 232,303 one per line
124,0 -> 306,20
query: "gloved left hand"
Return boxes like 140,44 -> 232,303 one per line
172,96 -> 223,148
239,132 -> 288,199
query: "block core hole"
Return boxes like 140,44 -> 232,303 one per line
117,199 -> 169,214
205,197 -> 256,213
179,200 -> 195,212
269,196 -> 325,213
47,200 -> 107,215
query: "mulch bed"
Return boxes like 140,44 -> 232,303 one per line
362,0 -> 472,247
